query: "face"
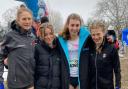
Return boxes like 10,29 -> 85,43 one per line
68,19 -> 80,39
17,11 -> 33,31
91,27 -> 104,46
44,28 -> 54,46
107,35 -> 114,43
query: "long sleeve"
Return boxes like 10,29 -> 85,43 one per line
112,48 -> 121,88
0,34 -> 11,83
0,53 -> 4,83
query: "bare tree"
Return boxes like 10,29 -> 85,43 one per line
0,23 -> 6,41
48,9 -> 63,34
2,2 -> 63,34
0,22 -> 3,41
2,6 -> 18,28
95,0 -> 128,31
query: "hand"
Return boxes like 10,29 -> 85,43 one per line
4,57 -> 8,66
107,35 -> 114,42
115,86 -> 120,89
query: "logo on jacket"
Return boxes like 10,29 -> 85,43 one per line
17,44 -> 26,47
103,53 -> 107,58
82,47 -> 89,51
31,40 -> 36,46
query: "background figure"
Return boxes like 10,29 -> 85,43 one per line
32,16 -> 49,44
0,8 -> 35,89
32,18 -> 41,38
34,23 -> 61,89
106,30 -> 119,50
41,16 -> 49,24
37,16 -> 49,37
38,0 -> 47,18
89,20 -> 121,89
16,0 -> 48,20
16,0 -> 38,19
58,13 -> 92,89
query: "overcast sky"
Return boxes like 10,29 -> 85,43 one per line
0,0 -> 99,24
48,0 -> 99,23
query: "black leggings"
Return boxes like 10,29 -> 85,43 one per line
70,77 -> 78,88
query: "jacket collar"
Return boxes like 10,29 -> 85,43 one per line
96,37 -> 108,53
11,20 -> 32,35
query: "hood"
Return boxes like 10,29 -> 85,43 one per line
10,20 -> 32,35
11,20 -> 17,30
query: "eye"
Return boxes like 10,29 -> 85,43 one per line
71,24 -> 75,27
28,18 -> 32,20
91,34 -> 95,36
76,24 -> 80,27
44,32 -> 53,37
96,33 -> 100,36
22,18 -> 27,20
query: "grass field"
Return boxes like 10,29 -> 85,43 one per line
120,58 -> 128,89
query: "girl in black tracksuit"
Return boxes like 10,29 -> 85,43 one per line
34,23 -> 61,89
89,20 -> 121,89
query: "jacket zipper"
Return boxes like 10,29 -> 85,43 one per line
14,64 -> 17,82
14,77 -> 17,82
95,52 -> 98,89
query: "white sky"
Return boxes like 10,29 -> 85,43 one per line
0,0 -> 99,25
48,0 -> 99,23
0,0 -> 22,23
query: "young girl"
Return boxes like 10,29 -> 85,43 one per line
58,13 -> 92,89
34,23 -> 61,89
89,20 -> 121,89
0,8 -> 35,89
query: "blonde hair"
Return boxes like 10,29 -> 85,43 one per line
39,22 -> 54,40
89,20 -> 107,32
60,13 -> 82,40
16,8 -> 33,20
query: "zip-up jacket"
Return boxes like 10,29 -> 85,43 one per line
58,27 -> 93,89
89,38 -> 121,89
34,38 -> 61,89
0,23 -> 35,88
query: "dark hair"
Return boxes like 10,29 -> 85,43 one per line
41,16 -> 49,24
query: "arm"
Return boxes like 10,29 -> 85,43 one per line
0,53 -> 4,83
34,45 -> 39,81
112,48 -> 121,88
0,34 -> 11,82
4,57 -> 8,69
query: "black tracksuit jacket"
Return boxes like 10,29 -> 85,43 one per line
89,39 -> 121,89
